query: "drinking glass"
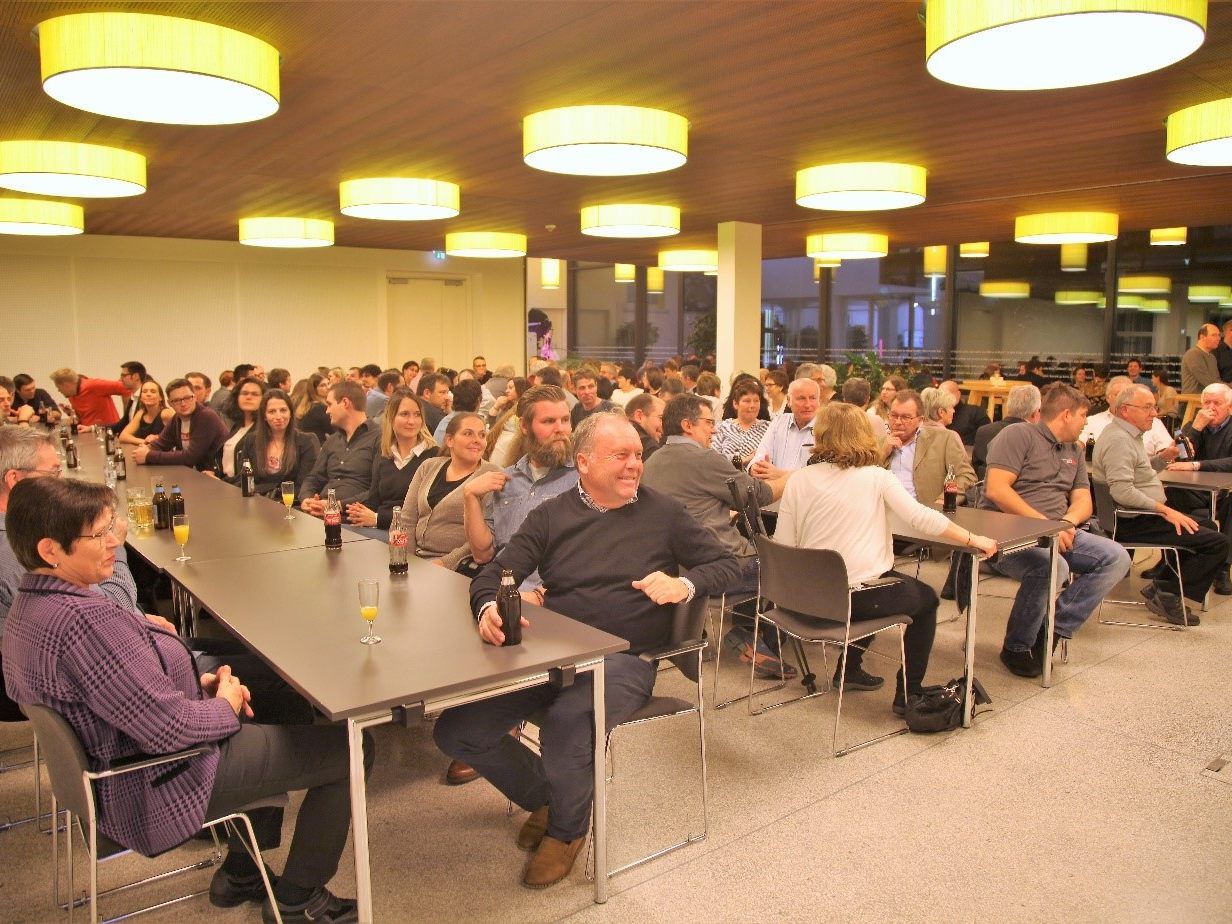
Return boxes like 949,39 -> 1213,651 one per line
172,514 -> 191,562
358,579 -> 380,645
281,480 -> 296,520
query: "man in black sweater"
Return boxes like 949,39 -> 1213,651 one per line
435,413 -> 739,890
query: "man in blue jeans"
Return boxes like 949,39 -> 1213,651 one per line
982,383 -> 1131,678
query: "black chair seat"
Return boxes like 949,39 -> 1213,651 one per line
627,696 -> 694,723
760,606 -> 912,644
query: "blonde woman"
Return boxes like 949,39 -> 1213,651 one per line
920,385 -> 964,450
871,375 -> 907,422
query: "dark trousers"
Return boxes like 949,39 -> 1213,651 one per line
192,638 -> 316,725
433,653 -> 656,842
204,724 -> 374,889
1114,513 -> 1229,602
838,571 -> 938,694
1166,487 -> 1232,564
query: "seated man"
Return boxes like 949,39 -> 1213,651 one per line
9,374 -> 60,426
972,384 -> 1040,479
1081,376 -> 1178,468
748,377 -> 820,478
434,414 -> 739,889
300,380 -> 379,515
366,370 -> 401,420
882,389 -> 975,505
131,378 -> 228,471
432,378 -> 483,444
50,366 -> 128,429
982,384 -> 1131,677
626,392 -> 665,461
1091,384 -> 1229,625
569,369 -> 613,425
416,372 -> 451,436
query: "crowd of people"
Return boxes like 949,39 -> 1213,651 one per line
2,344 -> 1229,918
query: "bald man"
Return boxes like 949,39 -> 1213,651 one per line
1182,323 -> 1221,394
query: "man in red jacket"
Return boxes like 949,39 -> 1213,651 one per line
50,366 -> 127,428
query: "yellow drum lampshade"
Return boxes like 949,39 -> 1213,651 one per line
1166,97 -> 1232,166
1118,275 -> 1171,294
540,258 -> 561,289
1060,243 -> 1087,272
523,105 -> 688,176
659,249 -> 718,272
339,178 -> 459,221
805,232 -> 888,260
923,245 -> 947,277
646,267 -> 665,293
959,242 -> 990,258
0,197 -> 83,235
925,0 -> 1207,91
1189,285 -> 1232,303
814,257 -> 841,281
979,280 -> 1030,299
1015,211 -> 1118,244
444,231 -> 527,258
0,140 -> 145,198
38,12 -> 280,124
580,204 -> 680,238
1150,227 -> 1187,245
239,217 -> 333,248
1055,290 -> 1103,305
795,162 -> 927,211
1139,298 -> 1171,313
1114,294 -> 1143,309
614,263 -> 636,283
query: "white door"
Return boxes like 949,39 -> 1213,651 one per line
386,277 -> 470,369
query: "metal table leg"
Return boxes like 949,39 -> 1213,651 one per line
1042,536 -> 1059,689
590,658 -> 608,903
962,551 -> 978,728
349,712 -> 389,924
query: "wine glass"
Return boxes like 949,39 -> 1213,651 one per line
358,579 -> 380,645
172,514 -> 191,562
280,480 -> 296,520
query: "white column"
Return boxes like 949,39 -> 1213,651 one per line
716,221 -> 762,387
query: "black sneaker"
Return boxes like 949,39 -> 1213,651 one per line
209,866 -> 277,908
1031,623 -> 1064,664
999,646 -> 1041,678
832,666 -> 884,691
892,695 -> 907,717
1140,561 -> 1167,581
263,887 -> 358,924
1214,570 -> 1232,596
1145,590 -> 1196,626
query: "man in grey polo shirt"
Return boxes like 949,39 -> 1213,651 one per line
982,384 -> 1130,677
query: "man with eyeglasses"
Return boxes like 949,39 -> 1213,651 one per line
1080,377 -> 1178,465
1092,383 -> 1229,625
131,378 -> 229,472
882,389 -> 975,506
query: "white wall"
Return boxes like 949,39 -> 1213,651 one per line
0,234 -> 526,389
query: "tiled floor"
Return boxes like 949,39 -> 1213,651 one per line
2,558 -> 1230,922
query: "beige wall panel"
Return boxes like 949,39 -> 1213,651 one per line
0,254 -> 75,384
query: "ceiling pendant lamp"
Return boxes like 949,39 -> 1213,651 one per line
540,258 -> 561,289
1060,243 -> 1087,272
1118,274 -> 1171,294
239,217 -> 333,248
1218,293 -> 1232,308
1189,284 -> 1232,303
1114,294 -> 1143,309
646,267 -> 665,294
614,263 -> 636,283
339,178 -> 459,221
1055,290 -> 1103,305
813,258 -> 841,281
805,232 -> 888,260
1167,97 -> 1232,165
659,249 -> 718,272
0,140 -> 145,197
959,242 -> 990,258
923,245 -> 947,277
580,204 -> 680,238
37,12 -> 280,124
1139,298 -> 1171,313
980,280 -> 1030,299
1150,227 -> 1187,246
522,105 -> 688,176
444,231 -> 526,258
1015,211 -> 1118,244
0,197 -> 83,235
924,0 -> 1207,91
795,162 -> 927,211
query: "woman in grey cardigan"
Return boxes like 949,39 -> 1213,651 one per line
399,412 -> 498,570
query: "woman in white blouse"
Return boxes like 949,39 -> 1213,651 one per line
773,402 -> 995,712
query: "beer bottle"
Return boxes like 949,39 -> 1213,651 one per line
65,439 -> 79,469
324,489 -> 343,550
240,455 -> 256,497
170,484 -> 185,517
943,464 -> 958,512
388,505 -> 409,574
114,447 -> 127,480
103,427 -> 114,455
497,569 -> 523,646
153,482 -> 170,530
69,410 -> 79,436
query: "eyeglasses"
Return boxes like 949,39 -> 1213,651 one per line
17,465 -> 63,477
78,517 -> 118,545
168,394 -> 194,405
693,415 -> 716,427
1124,403 -> 1157,412
888,412 -> 920,422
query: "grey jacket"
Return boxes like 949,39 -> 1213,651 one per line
1090,416 -> 1165,511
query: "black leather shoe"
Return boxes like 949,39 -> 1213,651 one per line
1140,562 -> 1167,581
209,866 -> 277,908
1214,570 -> 1232,596
832,666 -> 884,691
999,646 -> 1041,678
263,887 -> 358,923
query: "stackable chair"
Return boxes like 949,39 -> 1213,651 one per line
750,535 -> 912,756
1092,480 -> 1191,630
25,704 -> 284,923
0,656 -> 51,834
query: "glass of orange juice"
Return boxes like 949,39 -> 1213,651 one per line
172,514 -> 191,562
358,579 -> 380,644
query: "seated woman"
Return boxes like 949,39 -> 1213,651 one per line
712,378 -> 771,467
9,373 -> 61,425
764,369 -> 789,416
233,389 -> 320,499
773,403 -> 996,708
219,376 -> 265,479
870,374 -> 907,423
1,477 -> 372,922
296,372 -> 333,444
920,386 -> 964,450
485,377 -> 530,468
1153,370 -> 1179,423
345,388 -> 439,538
399,412 -> 498,570
117,379 -> 175,446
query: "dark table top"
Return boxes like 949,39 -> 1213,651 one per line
171,541 -> 628,721
1158,469 -> 1232,491
894,505 -> 1069,557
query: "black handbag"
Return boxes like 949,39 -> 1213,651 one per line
904,676 -> 991,733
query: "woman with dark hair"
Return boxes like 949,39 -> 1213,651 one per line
9,373 -> 60,425
345,388 -> 439,537
720,373 -> 769,421
713,379 -> 771,466
1,476 -> 371,921
116,379 -> 175,445
296,373 -> 333,444
763,369 -> 789,416
219,376 -> 265,479
485,377 -> 531,467
232,389 -> 319,499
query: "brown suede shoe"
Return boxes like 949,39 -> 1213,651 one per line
516,805 -> 550,852
444,759 -> 479,785
522,834 -> 585,889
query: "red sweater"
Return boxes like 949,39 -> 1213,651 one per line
68,376 -> 127,426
